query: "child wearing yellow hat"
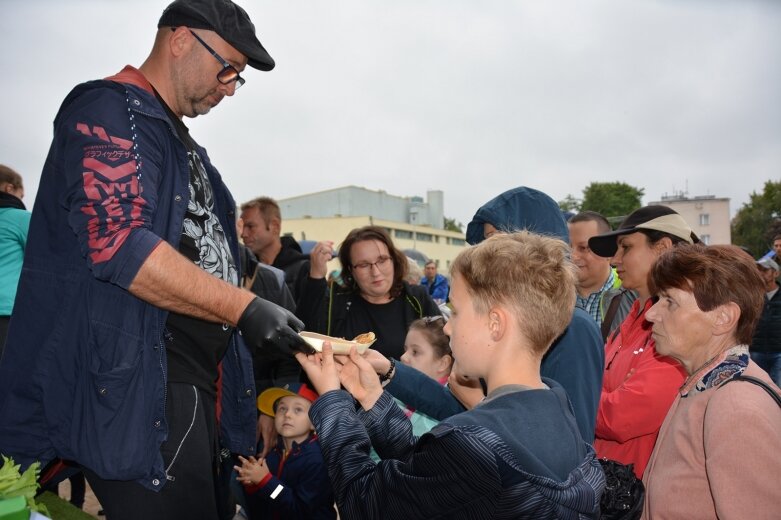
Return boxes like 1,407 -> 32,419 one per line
234,383 -> 335,519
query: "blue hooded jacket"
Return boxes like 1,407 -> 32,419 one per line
390,186 -> 605,442
465,186 -> 570,246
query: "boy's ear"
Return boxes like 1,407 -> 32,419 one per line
489,307 -> 506,342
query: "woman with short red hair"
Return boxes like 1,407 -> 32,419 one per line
641,244 -> 781,519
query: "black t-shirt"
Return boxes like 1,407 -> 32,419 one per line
342,296 -> 412,360
157,94 -> 238,396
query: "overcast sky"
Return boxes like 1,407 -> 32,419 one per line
2,0 -> 779,229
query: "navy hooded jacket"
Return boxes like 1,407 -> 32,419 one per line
388,186 -> 604,442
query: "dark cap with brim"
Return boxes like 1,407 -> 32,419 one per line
159,0 -> 274,71
588,205 -> 699,258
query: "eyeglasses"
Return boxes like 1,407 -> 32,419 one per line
178,28 -> 245,90
421,315 -> 444,325
352,255 -> 392,273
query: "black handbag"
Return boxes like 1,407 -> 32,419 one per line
598,458 -> 644,520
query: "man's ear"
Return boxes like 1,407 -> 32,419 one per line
269,217 -> 281,235
169,26 -> 192,58
712,302 -> 740,338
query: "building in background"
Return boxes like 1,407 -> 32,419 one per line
276,187 -> 466,275
649,193 -> 731,245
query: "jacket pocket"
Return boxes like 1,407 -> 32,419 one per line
81,321 -> 152,478
87,321 -> 144,412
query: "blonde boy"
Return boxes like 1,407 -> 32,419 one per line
297,231 -> 605,519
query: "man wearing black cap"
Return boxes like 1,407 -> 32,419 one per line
0,2 -> 309,519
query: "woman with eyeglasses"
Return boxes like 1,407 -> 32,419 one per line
296,226 -> 441,359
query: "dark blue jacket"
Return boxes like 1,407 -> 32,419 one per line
311,384 -> 604,519
0,67 -> 256,490
465,186 -> 569,246
420,273 -> 449,302
752,286 -> 781,353
244,434 -> 336,520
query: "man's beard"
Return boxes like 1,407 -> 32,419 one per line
184,87 -> 224,118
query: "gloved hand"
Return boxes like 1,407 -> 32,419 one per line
238,297 -> 314,357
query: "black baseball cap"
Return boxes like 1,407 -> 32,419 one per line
588,205 -> 700,258
159,0 -> 275,71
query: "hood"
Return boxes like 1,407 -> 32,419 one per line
0,192 -> 26,210
274,235 -> 309,269
465,187 -> 568,245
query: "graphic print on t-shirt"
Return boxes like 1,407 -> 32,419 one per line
181,150 -> 238,286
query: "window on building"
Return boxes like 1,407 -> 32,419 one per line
394,229 -> 413,240
699,214 -> 709,226
700,234 -> 710,245
416,232 -> 433,242
450,238 -> 466,246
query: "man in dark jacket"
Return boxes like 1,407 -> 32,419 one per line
240,196 -> 310,305
0,2 -> 309,519
751,256 -> 781,386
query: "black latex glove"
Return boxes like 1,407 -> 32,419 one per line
238,297 -> 314,357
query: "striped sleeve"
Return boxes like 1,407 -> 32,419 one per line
310,390 -> 503,519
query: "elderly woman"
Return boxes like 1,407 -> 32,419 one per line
587,205 -> 694,478
296,226 -> 440,359
641,244 -> 781,519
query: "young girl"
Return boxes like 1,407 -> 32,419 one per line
400,316 -> 452,383
398,316 -> 453,436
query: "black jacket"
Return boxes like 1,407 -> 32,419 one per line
752,286 -> 781,353
239,245 -> 301,392
272,236 -> 311,306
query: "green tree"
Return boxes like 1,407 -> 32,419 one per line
731,180 -> 781,257
558,194 -> 581,212
443,217 -> 463,233
580,182 -> 644,220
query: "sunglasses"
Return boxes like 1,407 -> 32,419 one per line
174,28 -> 246,90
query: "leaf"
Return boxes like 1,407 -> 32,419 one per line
0,455 -> 50,517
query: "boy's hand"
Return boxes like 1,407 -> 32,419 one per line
337,347 -> 383,410
295,341 -> 341,395
234,455 -> 270,486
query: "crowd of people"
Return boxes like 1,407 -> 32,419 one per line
0,1 -> 780,519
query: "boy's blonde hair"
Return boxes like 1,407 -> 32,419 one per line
450,231 -> 576,356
